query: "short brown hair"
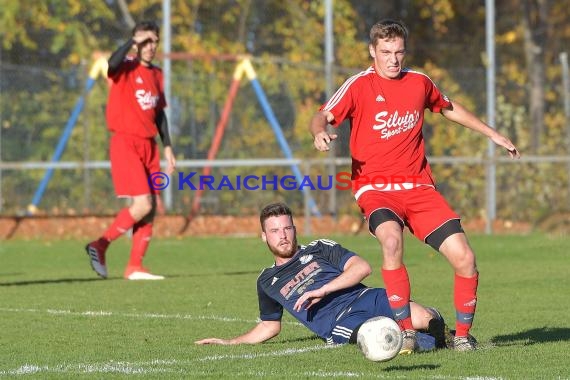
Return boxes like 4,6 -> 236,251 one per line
369,19 -> 408,48
260,203 -> 293,231
132,20 -> 160,37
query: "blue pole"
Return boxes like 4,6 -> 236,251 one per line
249,78 -> 321,216
29,77 -> 96,212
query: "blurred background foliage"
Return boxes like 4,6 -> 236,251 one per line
1,0 -> 569,222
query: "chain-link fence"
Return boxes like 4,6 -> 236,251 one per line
1,56 -> 570,228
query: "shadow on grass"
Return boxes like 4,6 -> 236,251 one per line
268,336 -> 322,344
0,272 -> 25,277
0,271 -> 261,286
0,277 -> 117,286
167,271 -> 262,278
490,327 -> 570,346
385,364 -> 440,371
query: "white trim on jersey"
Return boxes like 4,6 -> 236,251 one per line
323,67 -> 375,112
324,67 -> 447,116
305,238 -> 338,248
402,68 -> 444,90
317,238 -> 337,246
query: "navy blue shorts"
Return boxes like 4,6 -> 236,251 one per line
327,288 -> 436,351
327,288 -> 392,344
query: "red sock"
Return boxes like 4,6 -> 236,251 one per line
128,221 -> 153,268
454,272 -> 479,337
382,266 -> 413,330
102,208 -> 137,242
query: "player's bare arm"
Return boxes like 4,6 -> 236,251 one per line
163,146 -> 176,175
309,111 -> 338,152
293,256 -> 372,312
194,320 -> 281,345
441,100 -> 521,159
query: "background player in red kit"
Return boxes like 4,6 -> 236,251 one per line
309,19 -> 520,352
85,20 -> 176,281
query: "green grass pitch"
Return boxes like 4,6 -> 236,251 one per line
1,233 -> 568,379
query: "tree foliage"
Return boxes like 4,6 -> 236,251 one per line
1,0 -> 569,220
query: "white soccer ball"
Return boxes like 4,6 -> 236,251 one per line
356,316 -> 403,362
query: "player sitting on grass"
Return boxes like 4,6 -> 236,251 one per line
195,202 -> 458,352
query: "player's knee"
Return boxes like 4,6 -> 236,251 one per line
380,234 -> 399,253
139,202 -> 153,216
458,250 -> 477,273
378,234 -> 402,261
131,197 -> 153,219
447,246 -> 476,275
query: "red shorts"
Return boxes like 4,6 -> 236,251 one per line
356,186 -> 460,242
109,133 -> 160,197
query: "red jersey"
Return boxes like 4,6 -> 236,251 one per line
321,66 -> 451,198
106,58 -> 166,138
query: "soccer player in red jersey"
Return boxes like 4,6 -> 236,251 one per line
85,21 -> 176,281
309,19 -> 520,352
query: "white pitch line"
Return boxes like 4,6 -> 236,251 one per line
0,307 -> 304,327
0,307 -> 497,378
0,345 -> 498,379
198,344 -> 340,361
0,346 -> 339,376
0,361 -> 183,376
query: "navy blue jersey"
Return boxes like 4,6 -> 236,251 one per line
256,239 -> 367,339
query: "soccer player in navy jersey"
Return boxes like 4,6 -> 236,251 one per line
195,202 -> 451,350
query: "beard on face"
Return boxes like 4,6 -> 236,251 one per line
267,236 -> 298,259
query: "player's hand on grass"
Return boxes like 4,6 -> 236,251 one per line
194,338 -> 232,345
